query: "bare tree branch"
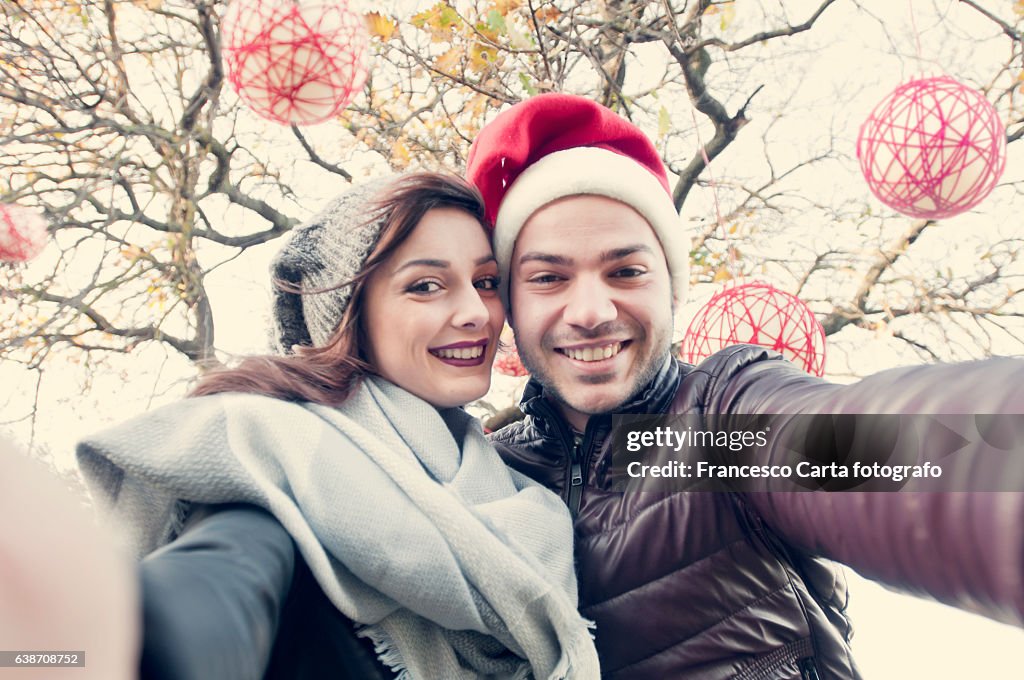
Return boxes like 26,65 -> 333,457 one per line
291,126 -> 353,181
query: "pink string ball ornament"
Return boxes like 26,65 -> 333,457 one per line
857,75 -> 1007,220
494,332 -> 528,377
681,281 -> 826,377
221,0 -> 370,126
493,349 -> 528,377
0,204 -> 48,263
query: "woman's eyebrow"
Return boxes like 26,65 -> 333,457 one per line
394,258 -> 448,273
394,254 -> 495,273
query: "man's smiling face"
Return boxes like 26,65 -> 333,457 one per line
509,195 -> 675,431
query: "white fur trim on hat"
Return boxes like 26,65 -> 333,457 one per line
493,146 -> 690,306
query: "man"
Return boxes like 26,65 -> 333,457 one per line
466,93 -> 1024,679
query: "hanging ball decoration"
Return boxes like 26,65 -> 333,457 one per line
681,281 -> 826,376
857,75 -> 1007,219
494,336 -> 529,377
0,204 -> 48,263
221,0 -> 370,125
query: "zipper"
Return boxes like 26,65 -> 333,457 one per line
528,397 -> 587,517
568,433 -> 584,518
799,657 -> 820,680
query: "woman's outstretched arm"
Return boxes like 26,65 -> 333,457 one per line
139,504 -> 295,680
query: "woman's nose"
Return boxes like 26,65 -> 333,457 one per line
451,285 -> 490,329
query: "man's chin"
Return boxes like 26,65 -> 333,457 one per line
562,389 -> 632,418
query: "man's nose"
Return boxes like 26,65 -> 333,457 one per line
563,279 -> 616,329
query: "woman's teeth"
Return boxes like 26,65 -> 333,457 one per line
563,343 -> 622,362
435,346 -> 484,359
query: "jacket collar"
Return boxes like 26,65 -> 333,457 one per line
519,354 -> 682,434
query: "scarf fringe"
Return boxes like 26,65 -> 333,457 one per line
546,617 -> 600,680
356,624 -> 412,680
164,499 -> 192,544
355,619 -> 598,680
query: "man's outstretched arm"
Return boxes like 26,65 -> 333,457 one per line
704,349 -> 1024,627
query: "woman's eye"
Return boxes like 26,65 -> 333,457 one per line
474,276 -> 500,291
407,280 -> 442,294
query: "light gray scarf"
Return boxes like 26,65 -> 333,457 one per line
77,376 -> 599,679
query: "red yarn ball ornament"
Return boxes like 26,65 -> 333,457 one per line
857,76 -> 1006,219
0,204 -> 48,263
494,338 -> 528,377
221,0 -> 369,125
681,281 -> 826,376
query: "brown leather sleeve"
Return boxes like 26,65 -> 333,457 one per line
700,349 -> 1024,627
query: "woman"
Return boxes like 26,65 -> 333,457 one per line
77,174 -> 599,680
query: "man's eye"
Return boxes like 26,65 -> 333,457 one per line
407,280 -> 442,294
527,274 -> 562,284
475,276 -> 500,291
613,267 -> 646,278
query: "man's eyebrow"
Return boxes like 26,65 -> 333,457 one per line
516,252 -> 573,267
517,245 -> 655,267
602,245 -> 655,262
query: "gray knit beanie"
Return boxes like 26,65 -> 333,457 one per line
271,178 -> 393,354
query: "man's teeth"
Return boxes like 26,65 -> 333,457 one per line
435,346 -> 484,359
563,343 -> 623,362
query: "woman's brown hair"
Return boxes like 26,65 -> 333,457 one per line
190,173 -> 488,406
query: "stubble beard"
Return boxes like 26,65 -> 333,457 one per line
516,324 -> 673,420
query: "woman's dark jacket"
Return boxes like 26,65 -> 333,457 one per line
138,504 -> 388,680
138,346 -> 1024,679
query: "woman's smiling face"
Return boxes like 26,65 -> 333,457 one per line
361,207 -> 504,408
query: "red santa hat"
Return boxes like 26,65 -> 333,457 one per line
466,93 -> 690,305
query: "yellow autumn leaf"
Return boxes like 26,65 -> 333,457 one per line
719,3 -> 736,31
392,139 -> 411,169
435,46 -> 464,75
494,0 -> 523,14
365,12 -> 397,41
713,265 -> 733,283
1015,0 -> 1024,17
469,42 -> 498,72
120,244 -> 144,260
411,4 -> 437,27
705,1 -> 736,30
466,93 -> 490,117
412,2 -> 461,43
532,6 -> 560,24
476,21 -> 500,43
